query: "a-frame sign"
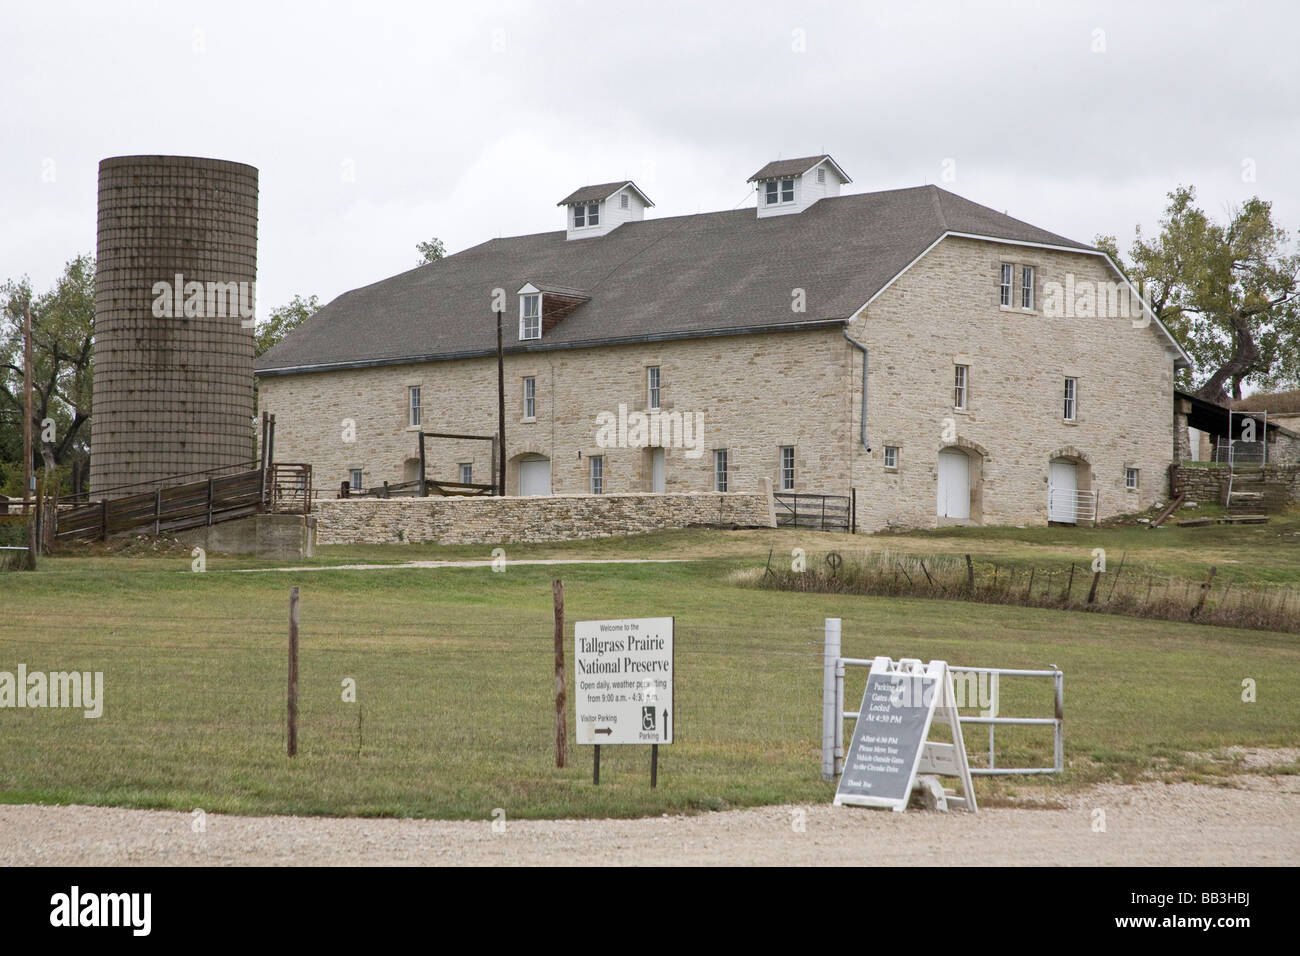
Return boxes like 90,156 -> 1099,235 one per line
833,657 -> 977,812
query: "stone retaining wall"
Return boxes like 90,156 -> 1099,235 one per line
313,485 -> 776,546
1172,463 -> 1300,509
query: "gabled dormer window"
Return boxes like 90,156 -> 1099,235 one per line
520,293 -> 540,340
573,203 -> 600,228
764,178 -> 795,205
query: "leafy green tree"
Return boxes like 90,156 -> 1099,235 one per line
255,294 -> 321,358
1,255 -> 95,496
1098,186 -> 1300,399
416,237 -> 446,266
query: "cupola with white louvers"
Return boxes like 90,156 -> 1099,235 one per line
747,155 -> 851,218
557,181 -> 654,240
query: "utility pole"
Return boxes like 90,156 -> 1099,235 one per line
22,297 -> 33,514
496,309 -> 506,496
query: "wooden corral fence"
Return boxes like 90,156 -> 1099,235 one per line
54,463 -> 311,543
343,477 -> 495,499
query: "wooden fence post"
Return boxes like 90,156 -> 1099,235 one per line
553,579 -> 567,768
288,586 -> 300,757
1087,569 -> 1102,604
1191,566 -> 1217,619
965,553 -> 974,591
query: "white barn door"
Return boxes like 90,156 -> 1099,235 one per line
651,448 -> 665,492
1048,459 -> 1078,523
936,448 -> 970,519
518,457 -> 551,496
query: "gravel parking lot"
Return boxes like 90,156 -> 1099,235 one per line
3,773 -> 1296,866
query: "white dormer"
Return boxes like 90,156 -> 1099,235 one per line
747,155 -> 851,218
557,181 -> 655,240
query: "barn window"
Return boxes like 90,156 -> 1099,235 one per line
523,376 -> 536,419
954,365 -> 969,410
647,366 -> 661,409
1063,377 -> 1078,421
714,449 -> 729,492
764,178 -> 795,205
573,203 -> 600,228
520,293 -> 540,340
999,264 -> 1013,306
780,446 -> 795,491
1126,467 -> 1139,490
459,463 -> 472,485
884,446 -> 899,470
1021,266 -> 1034,309
408,386 -> 422,427
590,455 -> 604,494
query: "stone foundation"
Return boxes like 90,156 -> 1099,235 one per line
313,486 -> 776,546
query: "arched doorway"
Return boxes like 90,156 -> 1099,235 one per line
1048,451 -> 1093,524
516,454 -> 552,496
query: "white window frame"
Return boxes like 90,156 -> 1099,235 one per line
1021,266 -> 1034,309
520,293 -> 541,340
1063,377 -> 1078,422
884,446 -> 899,469
954,364 -> 969,411
647,366 -> 661,410
999,263 -> 1013,307
714,449 -> 728,492
764,178 -> 795,206
780,446 -> 795,491
349,468 -> 363,491
459,463 -> 472,485
574,202 -> 600,228
408,386 -> 422,427
1125,467 -> 1139,491
590,455 -> 604,494
523,376 -> 536,419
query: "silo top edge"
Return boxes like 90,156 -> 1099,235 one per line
98,155 -> 259,176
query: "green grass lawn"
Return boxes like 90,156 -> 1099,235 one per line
1,525 -> 1297,819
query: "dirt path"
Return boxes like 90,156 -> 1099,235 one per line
3,776 -> 1296,866
225,558 -> 689,573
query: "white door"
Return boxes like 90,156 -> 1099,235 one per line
518,457 -> 551,496
936,448 -> 970,519
651,448 -> 665,492
1048,459 -> 1078,523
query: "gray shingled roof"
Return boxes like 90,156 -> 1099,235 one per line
748,155 -> 834,182
256,185 -> 1094,375
557,181 -> 653,207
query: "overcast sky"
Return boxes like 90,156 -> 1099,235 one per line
3,0 -> 1297,315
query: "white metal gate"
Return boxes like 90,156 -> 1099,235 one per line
820,619 -> 1063,781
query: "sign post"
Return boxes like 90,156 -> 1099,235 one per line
574,617 -> 674,787
834,657 -> 977,812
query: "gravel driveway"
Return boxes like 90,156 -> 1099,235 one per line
3,775 -> 1296,866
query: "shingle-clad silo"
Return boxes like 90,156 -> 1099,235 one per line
90,155 -> 258,496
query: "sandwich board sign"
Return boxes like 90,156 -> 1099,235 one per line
833,657 -> 977,812
574,617 -> 673,732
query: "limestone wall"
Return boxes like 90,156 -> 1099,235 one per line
312,488 -> 776,546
